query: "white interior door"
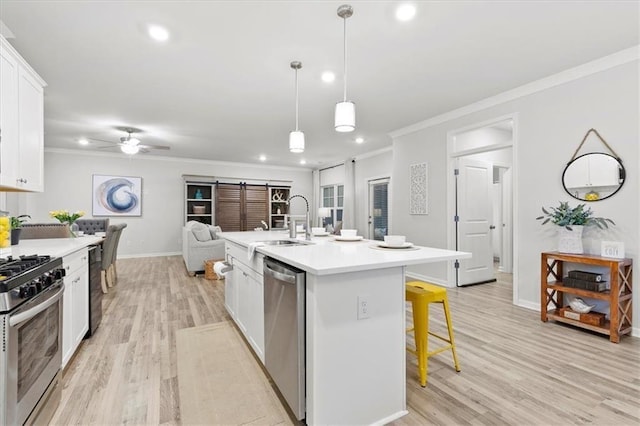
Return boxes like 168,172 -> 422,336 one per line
456,158 -> 495,286
368,178 -> 389,241
501,168 -> 513,273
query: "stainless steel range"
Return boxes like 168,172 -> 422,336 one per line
0,255 -> 66,426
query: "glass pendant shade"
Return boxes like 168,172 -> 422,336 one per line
335,101 -> 355,132
121,144 -> 139,154
289,130 -> 305,153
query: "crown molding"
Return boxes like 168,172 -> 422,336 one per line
390,45 -> 640,139
354,146 -> 393,161
44,147 -> 313,172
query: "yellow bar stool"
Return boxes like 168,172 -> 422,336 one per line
405,281 -> 461,386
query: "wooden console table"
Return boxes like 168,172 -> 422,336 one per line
541,251 -> 632,343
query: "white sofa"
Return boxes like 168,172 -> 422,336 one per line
182,221 -> 226,276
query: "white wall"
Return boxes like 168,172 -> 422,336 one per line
15,150 -> 313,257
391,60 -> 639,332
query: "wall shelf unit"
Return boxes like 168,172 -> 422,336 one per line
184,181 -> 214,225
269,187 -> 290,229
540,251 -> 632,343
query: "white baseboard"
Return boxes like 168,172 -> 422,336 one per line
404,272 -> 450,287
118,251 -> 181,259
515,299 -> 540,312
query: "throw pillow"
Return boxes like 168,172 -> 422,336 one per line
208,225 -> 222,239
192,227 -> 212,242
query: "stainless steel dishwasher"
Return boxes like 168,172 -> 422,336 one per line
263,257 -> 306,420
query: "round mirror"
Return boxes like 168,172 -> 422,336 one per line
562,152 -> 625,201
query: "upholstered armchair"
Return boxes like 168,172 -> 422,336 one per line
75,218 -> 110,235
182,221 -> 226,276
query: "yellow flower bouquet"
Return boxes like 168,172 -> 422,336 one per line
49,210 -> 85,224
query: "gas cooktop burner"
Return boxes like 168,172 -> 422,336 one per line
0,254 -> 64,313
0,255 -> 53,279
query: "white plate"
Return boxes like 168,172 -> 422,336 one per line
312,232 -> 330,237
377,242 -> 414,249
334,235 -> 364,241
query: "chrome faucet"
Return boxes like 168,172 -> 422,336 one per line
287,194 -> 310,240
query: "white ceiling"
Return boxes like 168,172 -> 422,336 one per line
1,1 -> 638,168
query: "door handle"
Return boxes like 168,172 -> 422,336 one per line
489,225 -> 496,230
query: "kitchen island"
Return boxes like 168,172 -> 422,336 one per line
220,231 -> 470,425
0,235 -> 103,258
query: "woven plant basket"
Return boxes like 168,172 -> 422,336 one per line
204,259 -> 224,280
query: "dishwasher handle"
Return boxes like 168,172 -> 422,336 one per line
264,262 -> 297,284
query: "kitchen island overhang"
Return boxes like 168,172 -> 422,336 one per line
220,231 -> 471,425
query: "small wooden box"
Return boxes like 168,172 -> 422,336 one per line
558,307 -> 606,326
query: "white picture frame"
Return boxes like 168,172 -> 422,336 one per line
601,241 -> 625,259
92,174 -> 142,216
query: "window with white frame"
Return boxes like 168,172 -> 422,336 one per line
321,185 -> 344,227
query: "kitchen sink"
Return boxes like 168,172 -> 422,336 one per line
259,240 -> 313,246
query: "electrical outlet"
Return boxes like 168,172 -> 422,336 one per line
357,295 -> 370,320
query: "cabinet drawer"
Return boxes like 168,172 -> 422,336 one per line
63,247 -> 89,276
226,241 -> 264,275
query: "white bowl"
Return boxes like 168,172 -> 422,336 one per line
384,235 -> 406,247
340,229 -> 357,238
311,227 -> 325,235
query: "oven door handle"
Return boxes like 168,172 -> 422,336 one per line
9,284 -> 65,327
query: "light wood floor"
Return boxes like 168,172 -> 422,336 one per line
50,256 -> 640,425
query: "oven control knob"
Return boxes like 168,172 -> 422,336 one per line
43,274 -> 55,287
33,280 -> 43,292
19,285 -> 30,298
26,284 -> 38,297
54,269 -> 66,280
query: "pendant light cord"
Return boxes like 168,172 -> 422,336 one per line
295,67 -> 299,131
342,15 -> 348,102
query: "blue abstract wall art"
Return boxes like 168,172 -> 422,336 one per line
92,175 -> 142,216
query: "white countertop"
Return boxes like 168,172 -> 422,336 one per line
0,236 -> 103,259
219,230 -> 471,276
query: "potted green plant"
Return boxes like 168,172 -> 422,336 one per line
536,202 -> 614,253
10,214 -> 31,245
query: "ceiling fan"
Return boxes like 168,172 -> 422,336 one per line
84,128 -> 170,155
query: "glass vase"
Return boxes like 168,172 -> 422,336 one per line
70,222 -> 79,237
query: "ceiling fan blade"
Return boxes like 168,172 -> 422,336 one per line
138,144 -> 170,150
87,137 -> 118,145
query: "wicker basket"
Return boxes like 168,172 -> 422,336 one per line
204,259 -> 224,280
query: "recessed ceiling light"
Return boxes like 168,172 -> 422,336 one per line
396,4 -> 416,22
78,138 -> 89,145
321,71 -> 335,83
148,25 -> 169,42
259,155 -> 267,161
355,137 -> 364,144
300,159 -> 306,165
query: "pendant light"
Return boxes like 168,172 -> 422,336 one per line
289,61 -> 305,153
335,4 -> 355,133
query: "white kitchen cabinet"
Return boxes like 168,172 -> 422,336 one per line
0,36 -> 45,192
62,247 -> 89,369
224,264 -> 237,319
0,41 -> 19,187
224,241 -> 264,363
